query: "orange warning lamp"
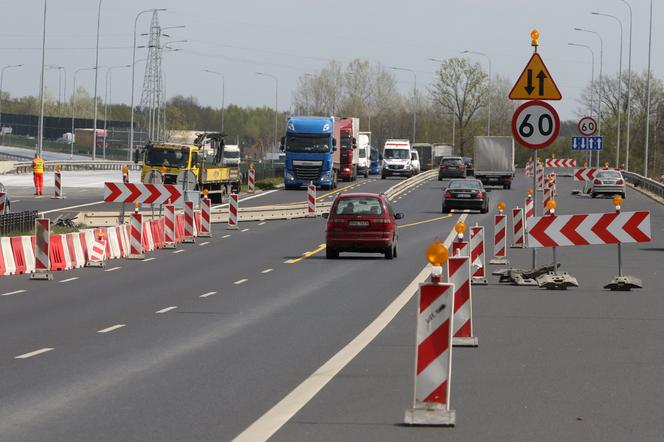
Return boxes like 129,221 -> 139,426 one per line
426,239 -> 449,267
160,165 -> 167,174
122,165 -> 129,175
454,221 -> 466,234
531,29 -> 540,47
497,201 -> 506,213
584,161 -> 588,167
134,200 -> 139,213
546,199 -> 557,214
55,164 -> 61,172
527,188 -> 533,197
613,195 -> 622,212
249,162 -> 255,170
604,161 -> 609,169
202,188 -> 209,198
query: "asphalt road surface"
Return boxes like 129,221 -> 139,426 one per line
0,171 -> 661,442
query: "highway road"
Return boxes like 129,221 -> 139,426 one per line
0,171 -> 662,441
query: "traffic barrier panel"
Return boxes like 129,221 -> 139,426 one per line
511,207 -> 524,248
525,196 -> 534,221
88,239 -> 107,265
184,201 -> 195,243
307,183 -> 316,216
545,159 -> 577,168
449,255 -> 478,347
69,233 -> 85,268
1,237 -> 17,275
31,218 -> 52,279
404,281 -> 456,426
10,236 -> 27,274
83,229 -> 96,261
52,170 -> 64,199
525,161 -> 533,177
573,167 -> 598,182
115,226 -> 126,257
490,214 -> 509,264
248,168 -> 256,193
199,198 -> 211,237
470,226 -> 487,285
61,234 -> 73,270
107,227 -> 122,259
164,204 -> 176,248
194,210 -> 201,237
128,213 -> 144,259
175,214 -> 185,243
94,228 -> 111,261
451,240 -> 468,257
228,193 -> 238,229
49,235 -> 67,271
22,236 -> 35,274
143,221 -> 155,252
536,162 -> 544,190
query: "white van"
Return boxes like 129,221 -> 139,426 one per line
222,145 -> 241,166
381,139 -> 413,179
410,150 -> 420,175
357,132 -> 371,178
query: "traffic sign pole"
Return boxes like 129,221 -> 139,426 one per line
532,150 -> 538,269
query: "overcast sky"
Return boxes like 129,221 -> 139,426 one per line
0,0 -> 659,121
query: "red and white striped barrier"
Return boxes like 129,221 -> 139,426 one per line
88,239 -> 107,265
511,207 -> 524,248
107,227 -> 122,259
525,195 -> 534,221
228,193 -> 239,229
200,197 -> 211,237
404,281 -> 456,426
104,182 -> 183,205
573,168 -> 598,182
183,201 -> 195,243
536,162 -> 544,190
164,204 -> 176,248
52,170 -> 64,199
449,255 -> 478,347
451,240 -> 469,257
545,158 -> 577,168
0,237 -> 16,276
307,183 -> 316,216
128,213 -> 144,259
525,161 -> 533,177
470,225 -> 487,285
30,218 -> 52,279
490,214 -> 509,264
543,180 -> 553,209
0,191 -> 6,214
248,168 -> 256,194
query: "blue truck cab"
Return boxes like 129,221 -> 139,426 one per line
370,147 -> 381,175
281,116 -> 339,190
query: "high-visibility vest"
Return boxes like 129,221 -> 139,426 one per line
33,158 -> 44,174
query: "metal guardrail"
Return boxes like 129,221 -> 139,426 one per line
622,171 -> 664,199
12,160 -> 142,174
384,169 -> 437,200
0,210 -> 38,235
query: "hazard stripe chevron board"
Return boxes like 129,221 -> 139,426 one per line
104,182 -> 183,205
573,168 -> 598,182
545,159 -> 576,168
526,211 -> 651,247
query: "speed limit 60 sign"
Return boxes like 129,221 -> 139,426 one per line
578,116 -> 597,136
511,100 -> 560,149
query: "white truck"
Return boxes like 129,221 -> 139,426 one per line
222,144 -> 241,166
432,143 -> 454,166
473,136 -> 515,189
357,131 -> 371,178
381,139 -> 414,179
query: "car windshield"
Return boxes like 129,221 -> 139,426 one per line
448,180 -> 481,190
384,149 -> 409,159
442,158 -> 463,166
340,135 -> 352,150
411,152 -> 417,160
597,171 -> 621,178
223,150 -> 240,158
286,135 -> 331,153
334,197 -> 384,216
146,148 -> 189,168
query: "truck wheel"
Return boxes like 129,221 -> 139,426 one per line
381,173 -> 386,180
364,169 -> 369,178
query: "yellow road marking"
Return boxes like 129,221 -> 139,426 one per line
397,214 -> 452,229
282,182 -> 358,206
286,244 -> 326,264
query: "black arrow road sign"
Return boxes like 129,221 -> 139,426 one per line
525,70 -> 535,95
537,70 -> 547,96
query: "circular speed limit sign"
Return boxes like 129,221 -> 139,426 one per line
577,116 -> 597,136
511,100 -> 560,149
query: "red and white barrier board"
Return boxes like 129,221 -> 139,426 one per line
200,198 -> 211,237
307,183 -> 316,216
88,239 -> 107,264
490,214 -> 509,264
525,161 -> 533,177
128,213 -> 144,259
404,281 -> 456,426
451,240 -> 468,257
248,168 -> 256,194
449,256 -> 478,347
470,226 -> 486,285
164,204 -> 176,248
536,162 -> 544,190
228,193 -> 239,229
104,182 -> 183,205
53,170 -> 63,199
511,207 -> 524,248
545,159 -> 577,168
526,211 -> 651,248
525,196 -> 534,221
30,218 -> 52,279
573,168 -> 599,182
183,201 -> 195,243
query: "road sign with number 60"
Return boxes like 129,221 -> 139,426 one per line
511,100 -> 560,150
577,116 -> 597,136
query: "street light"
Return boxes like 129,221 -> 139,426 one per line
568,42 -> 595,167
0,64 -> 23,134
256,72 -> 279,159
203,69 -> 225,133
92,0 -> 103,161
389,66 -> 417,142
46,65 -> 66,109
592,12 -> 623,168
37,0 -> 47,156
644,0 -> 653,177
103,64 -> 131,159
130,8 -> 167,162
574,27 -> 604,166
462,50 -> 492,135
71,67 -> 95,159
619,0 -> 633,171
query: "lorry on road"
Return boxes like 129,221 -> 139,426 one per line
140,132 -> 240,202
412,143 -> 433,170
432,143 -> 454,166
338,117 -> 359,181
357,131 -> 371,178
221,144 -> 241,166
381,139 -> 414,179
281,116 -> 339,190
472,136 -> 515,189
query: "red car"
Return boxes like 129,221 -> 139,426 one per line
323,193 -> 403,259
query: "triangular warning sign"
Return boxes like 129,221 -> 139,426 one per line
509,53 -> 562,100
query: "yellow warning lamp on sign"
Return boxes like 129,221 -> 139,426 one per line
249,162 -> 255,170
604,161 -> 609,169
584,161 -> 588,168
202,188 -> 209,198
497,201 -> 506,214
454,221 -> 466,240
531,29 -> 539,47
55,164 -> 61,173
613,195 -> 623,212
426,239 -> 449,267
134,200 -> 139,213
160,165 -> 167,174
546,199 -> 557,214
527,188 -> 533,197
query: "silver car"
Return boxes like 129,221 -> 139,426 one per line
589,170 -> 626,198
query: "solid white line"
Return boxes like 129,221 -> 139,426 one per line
211,189 -> 281,210
261,268 -> 273,274
199,241 -> 210,246
234,279 -> 248,285
258,222 -> 266,226
59,277 -> 79,283
241,228 -> 249,232
233,213 -> 467,442
97,324 -> 126,334
41,200 -> 104,215
15,348 -> 54,359
143,257 -> 156,262
222,234 -> 231,238
1,289 -> 26,297
200,291 -> 217,298
173,250 -> 184,254
104,266 -> 121,272
155,306 -> 178,314
282,260 -> 291,264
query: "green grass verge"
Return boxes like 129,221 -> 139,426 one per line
2,224 -> 87,237
239,177 -> 282,192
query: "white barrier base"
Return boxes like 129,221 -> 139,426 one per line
183,236 -> 195,243
198,231 -> 211,238
510,244 -> 524,249
86,260 -> 106,268
489,257 -> 509,265
472,277 -> 488,285
127,254 -> 145,260
226,225 -> 238,230
453,336 -> 479,347
30,271 -> 53,280
164,242 -> 176,249
404,408 -> 456,426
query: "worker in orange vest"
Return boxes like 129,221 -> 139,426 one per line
32,153 -> 44,195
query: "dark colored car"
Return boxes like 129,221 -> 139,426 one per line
442,179 -> 488,213
438,156 -> 466,180
463,156 -> 474,176
324,193 -> 403,259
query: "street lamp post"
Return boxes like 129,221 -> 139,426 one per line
0,64 -> 23,135
568,42 -> 596,166
619,0 -> 633,171
574,27 -> 604,166
37,0 -> 47,156
644,0 -> 653,177
92,0 -> 103,160
256,72 -> 279,159
71,67 -> 95,159
462,50 -> 492,135
389,66 -> 417,142
592,12 -> 623,168
103,64 -> 131,160
203,69 -> 225,133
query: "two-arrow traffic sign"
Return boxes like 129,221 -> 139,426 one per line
509,53 -> 562,101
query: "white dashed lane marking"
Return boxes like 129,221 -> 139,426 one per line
234,279 -> 248,285
15,348 -> 54,359
59,277 -> 79,283
199,242 -> 210,246
156,306 -> 178,314
143,257 -> 156,262
97,324 -> 126,333
1,290 -> 26,296
104,266 -> 121,272
261,269 -> 274,274
173,250 -> 185,254
200,291 -> 217,298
